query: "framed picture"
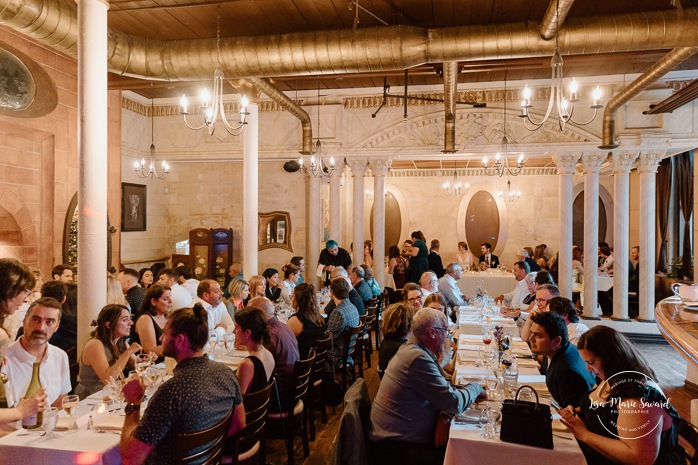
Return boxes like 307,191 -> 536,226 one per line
121,183 -> 147,231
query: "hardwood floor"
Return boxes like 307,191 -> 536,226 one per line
263,339 -> 696,465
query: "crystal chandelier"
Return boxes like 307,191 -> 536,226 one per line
498,180 -> 520,203
518,0 -> 602,131
299,82 -> 335,178
483,72 -> 524,177
179,5 -> 248,136
134,100 -> 169,179
442,163 -> 470,195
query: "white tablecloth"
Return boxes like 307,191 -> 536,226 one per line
458,272 -> 517,299
458,310 -> 519,335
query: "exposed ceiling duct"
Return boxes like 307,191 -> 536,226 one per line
442,61 -> 458,153
539,0 -> 577,40
599,47 -> 698,149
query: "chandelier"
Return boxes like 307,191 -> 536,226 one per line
299,81 -> 335,178
442,162 -> 470,195
134,100 -> 169,179
179,5 -> 249,136
483,71 -> 524,177
518,0 -> 602,131
498,180 -> 520,203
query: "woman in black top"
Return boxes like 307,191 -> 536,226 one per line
287,283 -> 327,358
132,284 -> 171,363
262,268 -> 282,302
378,302 -> 415,377
234,307 -> 275,394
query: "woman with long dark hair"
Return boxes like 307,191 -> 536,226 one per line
287,283 -> 327,358
262,268 -> 282,303
75,305 -> 143,399
233,307 -> 275,394
132,284 -> 171,362
388,245 -> 408,289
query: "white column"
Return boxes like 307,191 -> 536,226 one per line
329,163 -> 343,245
347,158 -> 369,267
77,0 -> 108,352
552,153 -> 580,299
580,152 -> 607,319
307,175 -> 321,288
611,151 -> 639,320
242,102 -> 259,279
371,159 -> 391,287
637,151 -> 664,321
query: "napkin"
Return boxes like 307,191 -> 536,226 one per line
456,366 -> 493,379
518,374 -> 546,384
458,344 -> 483,352
94,415 -> 125,431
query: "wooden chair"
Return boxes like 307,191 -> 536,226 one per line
678,417 -> 698,465
358,313 -> 375,376
372,297 -> 384,349
336,325 -> 362,391
224,379 -> 275,465
175,408 -> 233,465
267,350 -> 316,465
308,335 -> 331,440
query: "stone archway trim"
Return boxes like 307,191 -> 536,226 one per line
0,187 -> 38,265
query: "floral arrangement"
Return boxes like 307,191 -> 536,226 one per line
493,324 -> 509,352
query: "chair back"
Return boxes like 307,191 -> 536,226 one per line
311,335 -> 332,384
678,418 -> 698,465
330,378 -> 371,465
380,288 -> 391,309
232,378 -> 275,462
175,407 -> 233,465
291,349 -> 316,407
341,325 -> 362,366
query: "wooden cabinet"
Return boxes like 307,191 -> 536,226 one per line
186,228 -> 234,286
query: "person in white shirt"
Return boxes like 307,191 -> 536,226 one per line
494,261 -> 530,310
520,284 -> 562,341
2,297 -> 71,408
156,268 -> 192,311
438,263 -> 467,311
548,296 -> 588,346
419,271 -> 439,298
176,265 -> 200,299
192,279 -> 234,338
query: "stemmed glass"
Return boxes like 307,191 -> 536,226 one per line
61,394 -> 79,432
42,407 -> 59,439
208,332 -> 220,358
480,407 -> 496,439
223,331 -> 235,355
135,354 -> 152,375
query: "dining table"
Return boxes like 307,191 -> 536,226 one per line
457,270 -> 517,299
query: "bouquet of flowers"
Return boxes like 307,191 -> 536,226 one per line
493,324 -> 510,352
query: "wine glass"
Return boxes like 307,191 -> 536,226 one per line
61,394 -> 79,432
208,332 -> 219,357
224,332 -> 235,354
135,354 -> 152,375
482,327 -> 493,346
42,407 -> 59,439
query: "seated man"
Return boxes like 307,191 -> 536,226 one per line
326,278 -> 361,367
548,297 -> 589,346
528,312 -> 595,408
350,266 -> 373,306
120,304 -> 245,465
370,308 -> 484,465
494,260 -> 530,310
3,298 -> 71,408
478,243 -> 499,269
419,271 -> 439,298
323,267 -> 365,317
120,268 -> 146,313
516,249 -> 540,272
438,263 -> 467,312
156,268 -> 192,311
192,279 -> 235,338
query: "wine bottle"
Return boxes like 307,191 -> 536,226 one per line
0,373 -> 8,408
21,362 -> 43,429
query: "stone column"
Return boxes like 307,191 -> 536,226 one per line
371,159 -> 391,287
347,158 -> 369,267
242,101 -> 259,279
580,152 -> 607,319
329,162 -> 343,245
307,175 -> 321,287
637,150 -> 664,321
551,153 -> 580,299
77,0 -> 108,352
611,151 -> 639,320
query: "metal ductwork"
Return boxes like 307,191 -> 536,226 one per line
599,47 -> 698,149
539,0 -> 577,40
1,2 -> 698,81
243,77 -> 313,155
442,62 -> 458,153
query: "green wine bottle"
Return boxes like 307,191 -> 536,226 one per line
21,362 -> 43,429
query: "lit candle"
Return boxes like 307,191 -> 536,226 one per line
240,95 -> 249,111
592,85 -> 602,106
483,156 -> 488,167
569,78 -> 578,101
200,89 -> 210,107
180,95 -> 188,114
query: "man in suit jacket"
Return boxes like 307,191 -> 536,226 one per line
479,243 -> 500,269
427,239 -> 445,278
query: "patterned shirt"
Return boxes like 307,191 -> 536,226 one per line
134,356 -> 242,464
326,298 -> 360,366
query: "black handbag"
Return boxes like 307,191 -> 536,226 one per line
500,385 -> 553,449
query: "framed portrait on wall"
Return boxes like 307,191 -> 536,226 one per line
121,183 -> 147,231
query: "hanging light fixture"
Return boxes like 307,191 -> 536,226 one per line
179,4 -> 248,136
299,79 -> 335,178
134,100 -> 169,179
498,180 -> 521,203
442,161 -> 470,195
484,71 -> 525,177
518,0 -> 602,132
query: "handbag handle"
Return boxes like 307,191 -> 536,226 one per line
513,384 -> 540,408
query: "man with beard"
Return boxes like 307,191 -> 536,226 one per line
2,297 -> 71,407
120,304 -> 245,465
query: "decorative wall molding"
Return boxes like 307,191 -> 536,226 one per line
388,167 -> 558,177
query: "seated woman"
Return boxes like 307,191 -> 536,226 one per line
248,275 -> 266,300
278,263 -> 301,308
362,265 -> 382,297
560,326 -> 681,465
262,268 -> 282,303
138,268 -> 154,289
402,282 -> 424,310
107,272 -> 129,309
132,285 -> 171,363
364,240 -> 374,268
233,307 -> 275,394
287,283 -> 327,358
548,296 -> 588,346
226,278 -> 249,315
456,241 -> 476,271
74,304 -> 143,399
378,302 -> 415,377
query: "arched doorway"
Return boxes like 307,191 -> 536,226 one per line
572,192 -> 608,248
63,192 -> 113,273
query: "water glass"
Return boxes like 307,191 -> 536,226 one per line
42,407 -> 59,439
503,368 -> 519,397
485,378 -> 498,398
481,408 -> 496,439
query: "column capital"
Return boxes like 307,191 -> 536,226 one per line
346,158 -> 369,177
580,152 -> 608,174
610,150 -> 640,174
551,152 -> 581,174
370,158 -> 392,177
636,151 -> 664,173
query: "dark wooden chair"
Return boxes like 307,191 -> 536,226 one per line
336,325 -> 362,391
372,297 -> 384,349
267,350 -> 316,465
308,335 -> 331,440
358,313 -> 375,377
175,407 -> 233,465
678,417 -> 698,465
224,379 -> 275,465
